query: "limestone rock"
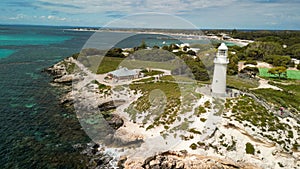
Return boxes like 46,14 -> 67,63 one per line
113,127 -> 144,146
124,150 -> 261,169
54,74 -> 74,83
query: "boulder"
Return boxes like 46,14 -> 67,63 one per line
124,150 -> 261,169
98,100 -> 126,111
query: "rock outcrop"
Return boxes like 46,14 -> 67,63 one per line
122,150 -> 261,169
98,100 -> 126,112
113,127 -> 144,147
44,57 -> 77,106
105,114 -> 124,130
44,57 -> 75,84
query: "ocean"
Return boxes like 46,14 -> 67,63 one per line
0,25 -> 94,168
0,25 -> 196,168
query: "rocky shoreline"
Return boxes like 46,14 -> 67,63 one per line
122,150 -> 259,169
45,57 -> 265,169
45,57 -> 118,168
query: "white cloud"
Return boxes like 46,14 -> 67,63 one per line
9,14 -> 26,20
47,15 -> 67,21
36,0 -> 236,14
4,0 -> 299,29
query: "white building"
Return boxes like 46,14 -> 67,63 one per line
107,67 -> 140,80
211,43 -> 229,97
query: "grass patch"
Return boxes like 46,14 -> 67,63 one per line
93,56 -> 180,74
226,95 -> 296,150
160,75 -> 197,83
61,61 -> 75,74
141,70 -> 164,76
259,68 -> 300,80
227,76 -> 259,90
90,80 -> 111,94
96,56 -> 125,74
252,82 -> 300,112
66,63 -> 75,73
125,81 -> 181,126
120,58 -> 178,71
133,77 -> 155,83
125,81 -> 199,128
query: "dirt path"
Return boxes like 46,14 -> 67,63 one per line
253,78 -> 282,91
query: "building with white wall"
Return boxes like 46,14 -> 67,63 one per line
211,43 -> 229,97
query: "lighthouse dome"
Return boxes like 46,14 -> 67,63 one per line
218,43 -> 228,50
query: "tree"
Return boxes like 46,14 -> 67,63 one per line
152,45 -> 160,49
297,64 -> 300,70
245,48 -> 264,60
172,55 -> 209,81
273,55 -> 291,67
187,50 -> 196,56
105,48 -> 125,58
139,40 -> 147,49
227,53 -> 239,75
244,42 -> 283,60
256,36 -> 284,45
267,66 -> 287,79
292,48 -> 300,60
240,66 -> 259,78
286,44 -> 300,59
289,61 -> 295,68
231,28 -> 237,35
244,60 -> 257,65
264,55 -> 291,67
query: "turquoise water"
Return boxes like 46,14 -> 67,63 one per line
0,34 -> 71,46
0,25 -> 94,168
0,49 -> 15,59
0,25 -> 214,168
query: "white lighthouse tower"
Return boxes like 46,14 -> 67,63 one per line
211,43 -> 229,97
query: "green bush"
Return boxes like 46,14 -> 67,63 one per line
245,142 -> 255,155
200,118 -> 207,122
244,60 -> 258,65
190,143 -> 197,150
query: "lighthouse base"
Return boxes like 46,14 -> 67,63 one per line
211,92 -> 227,98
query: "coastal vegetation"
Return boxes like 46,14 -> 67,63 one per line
259,68 -> 300,80
77,41 -> 211,81
252,81 -> 300,112
225,95 -> 299,152
52,28 -> 300,168
226,76 -> 259,90
267,66 -> 287,79
243,60 -> 257,65
125,80 -> 201,131
245,142 -> 255,155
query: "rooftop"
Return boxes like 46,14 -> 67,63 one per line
108,67 -> 139,77
218,43 -> 228,50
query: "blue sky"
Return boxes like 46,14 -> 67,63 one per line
1,0 -> 300,30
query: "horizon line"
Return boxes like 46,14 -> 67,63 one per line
1,23 -> 300,31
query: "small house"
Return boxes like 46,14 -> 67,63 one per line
107,67 -> 140,80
